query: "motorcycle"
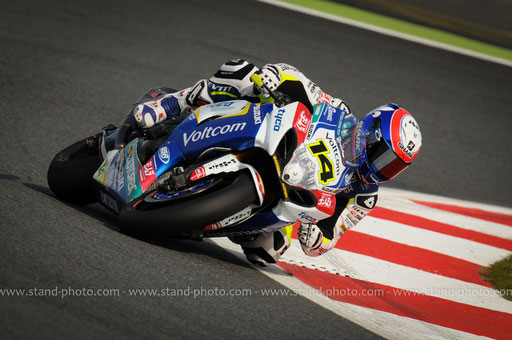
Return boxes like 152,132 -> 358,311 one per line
47,76 -> 361,238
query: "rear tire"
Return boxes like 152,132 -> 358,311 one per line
47,137 -> 102,205
119,172 -> 257,236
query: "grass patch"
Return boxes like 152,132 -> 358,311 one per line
482,255 -> 512,301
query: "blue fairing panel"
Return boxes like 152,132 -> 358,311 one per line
152,140 -> 185,177
169,102 -> 269,160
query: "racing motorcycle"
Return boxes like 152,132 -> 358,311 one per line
47,76 -> 360,238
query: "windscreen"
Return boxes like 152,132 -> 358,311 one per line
337,111 -> 365,169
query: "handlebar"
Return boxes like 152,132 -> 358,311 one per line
250,73 -> 292,107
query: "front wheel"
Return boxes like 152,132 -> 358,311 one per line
118,172 -> 258,236
47,135 -> 102,205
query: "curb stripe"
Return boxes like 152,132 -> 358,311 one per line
377,198 -> 512,239
334,230 -> 491,287
278,262 -> 512,339
291,227 -> 491,287
358,216 -> 509,266
283,240 -> 511,311
370,206 -> 512,251
412,200 -> 512,227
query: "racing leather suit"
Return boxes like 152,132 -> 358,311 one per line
133,59 -> 378,263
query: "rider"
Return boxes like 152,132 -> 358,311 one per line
132,59 -> 422,266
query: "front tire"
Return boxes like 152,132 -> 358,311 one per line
47,136 -> 102,205
119,172 -> 257,236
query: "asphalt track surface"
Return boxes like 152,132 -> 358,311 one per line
0,0 -> 511,338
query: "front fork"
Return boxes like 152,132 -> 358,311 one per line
186,153 -> 267,231
188,153 -> 265,206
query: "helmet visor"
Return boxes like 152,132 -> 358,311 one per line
366,128 -> 408,181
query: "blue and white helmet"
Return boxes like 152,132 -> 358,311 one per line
343,104 -> 422,184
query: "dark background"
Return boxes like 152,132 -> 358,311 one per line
0,0 -> 511,338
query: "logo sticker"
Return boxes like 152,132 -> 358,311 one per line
314,191 -> 336,215
390,109 -> 421,163
125,143 -> 141,199
158,146 -> 170,164
356,193 -> 378,210
273,109 -> 284,131
182,122 -> 247,146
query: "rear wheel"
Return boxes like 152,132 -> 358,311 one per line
119,172 -> 257,236
47,136 -> 102,205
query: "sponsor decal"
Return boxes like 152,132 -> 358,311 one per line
293,107 -> 311,143
208,101 -> 235,108
277,63 -> 299,72
354,122 -> 364,154
273,109 -> 285,131
306,124 -> 315,141
314,191 -> 336,215
208,82 -> 234,93
253,105 -> 262,125
349,207 -> 365,220
206,158 -> 237,171
115,166 -> 125,191
105,153 -> 124,192
326,133 -> 342,177
318,193 -> 334,209
183,122 -> 247,147
139,159 -> 157,191
298,212 -> 318,223
356,193 -> 378,210
158,146 -> 170,164
312,104 -> 323,124
141,160 -> 155,177
191,157 -> 239,181
294,110 -> 310,134
326,105 -> 336,122
339,224 -> 348,233
93,163 -> 108,185
106,166 -> 125,193
125,145 -> 138,196
204,222 -> 223,231
223,209 -> 252,226
344,214 -> 355,228
205,208 -> 253,230
124,141 -> 143,201
99,191 -> 119,213
307,81 -> 318,94
390,109 -> 421,163
190,166 -> 206,181
397,141 -> 415,159
318,92 -> 332,103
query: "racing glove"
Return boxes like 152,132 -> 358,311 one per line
254,64 -> 281,98
298,223 -> 323,254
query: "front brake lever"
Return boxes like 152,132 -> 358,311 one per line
250,73 -> 289,107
